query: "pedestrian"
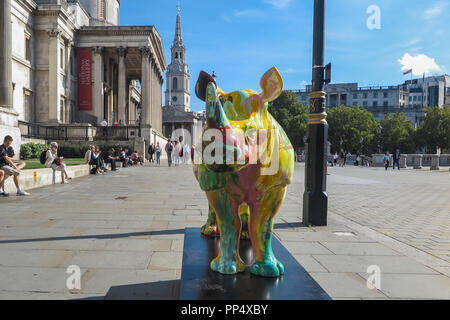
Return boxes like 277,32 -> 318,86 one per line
392,149 -> 401,170
355,150 -> 361,166
333,152 -> 338,167
383,151 -> 391,171
165,139 -> 174,167
174,141 -> 181,166
183,144 -> 191,164
148,143 -> 155,163
45,142 -> 72,184
105,148 -> 119,171
339,149 -> 345,167
0,135 -> 30,196
155,142 -> 161,165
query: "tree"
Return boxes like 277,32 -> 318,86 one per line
269,91 -> 308,148
327,105 -> 378,154
416,106 -> 450,153
377,113 -> 416,154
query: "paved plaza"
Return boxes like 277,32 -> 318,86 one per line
0,162 -> 449,300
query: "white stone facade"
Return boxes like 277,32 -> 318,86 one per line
1,0 -> 166,152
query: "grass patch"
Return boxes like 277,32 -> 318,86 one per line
22,158 -> 85,170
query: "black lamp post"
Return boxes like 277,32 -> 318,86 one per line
303,0 -> 329,226
137,103 -> 142,138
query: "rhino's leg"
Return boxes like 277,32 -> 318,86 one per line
239,204 -> 250,240
206,190 -> 245,275
201,204 -> 219,237
249,186 -> 287,277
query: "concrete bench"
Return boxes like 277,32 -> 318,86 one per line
3,164 -> 90,194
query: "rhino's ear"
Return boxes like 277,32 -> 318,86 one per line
196,71 -> 217,102
260,67 -> 283,103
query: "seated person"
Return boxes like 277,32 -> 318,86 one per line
131,150 -> 143,165
84,145 -> 104,175
94,146 -> 107,171
45,142 -> 72,184
105,148 -> 119,171
0,135 -> 30,196
117,147 -> 130,167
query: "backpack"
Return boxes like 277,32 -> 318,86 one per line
168,144 -> 173,152
40,150 -> 48,164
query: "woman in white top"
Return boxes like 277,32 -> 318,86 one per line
45,142 -> 71,183
174,141 -> 181,166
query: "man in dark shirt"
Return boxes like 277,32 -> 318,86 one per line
392,149 -> 401,170
0,135 -> 30,196
105,148 -> 119,171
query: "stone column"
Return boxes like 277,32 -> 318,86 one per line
400,155 -> 407,168
92,47 -> 104,125
48,29 -> 61,123
117,47 -> 128,125
413,154 -> 423,169
0,0 -> 12,108
430,155 -> 440,171
140,46 -> 151,126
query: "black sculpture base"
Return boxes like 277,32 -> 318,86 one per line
179,228 -> 330,300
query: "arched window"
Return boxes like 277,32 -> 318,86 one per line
175,52 -> 178,59
173,77 -> 178,90
180,52 -> 183,59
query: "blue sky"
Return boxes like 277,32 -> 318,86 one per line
120,0 -> 449,112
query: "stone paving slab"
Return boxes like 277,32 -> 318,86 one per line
0,163 -> 449,300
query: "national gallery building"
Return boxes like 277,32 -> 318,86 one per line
0,0 -> 166,151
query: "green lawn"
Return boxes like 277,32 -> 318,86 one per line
23,158 -> 85,170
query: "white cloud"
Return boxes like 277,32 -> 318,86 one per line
263,0 -> 293,9
424,1 -> 448,19
398,53 -> 441,76
234,9 -> 265,18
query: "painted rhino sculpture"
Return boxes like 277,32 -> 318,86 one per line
192,67 -> 295,277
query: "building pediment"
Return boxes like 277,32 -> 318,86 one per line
163,105 -> 199,122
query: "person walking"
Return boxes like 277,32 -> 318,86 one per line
148,143 -> 155,163
183,144 -> 191,165
339,149 -> 345,167
155,142 -> 162,165
333,152 -> 338,167
165,139 -> 174,167
173,141 -> 181,166
383,151 -> 391,171
392,149 -> 401,170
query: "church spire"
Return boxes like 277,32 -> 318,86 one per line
174,2 -> 183,46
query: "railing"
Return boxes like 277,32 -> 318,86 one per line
19,121 -> 140,141
19,121 -> 65,140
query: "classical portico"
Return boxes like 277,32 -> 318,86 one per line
76,26 -> 165,132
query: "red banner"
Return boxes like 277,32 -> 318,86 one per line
78,49 -> 92,111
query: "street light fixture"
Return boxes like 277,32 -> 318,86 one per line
303,0 -> 329,226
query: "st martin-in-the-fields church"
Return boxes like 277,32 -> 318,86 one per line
163,5 -> 205,147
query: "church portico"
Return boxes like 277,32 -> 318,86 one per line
76,26 -> 165,132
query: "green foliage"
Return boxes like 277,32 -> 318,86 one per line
20,143 -> 49,160
269,91 -> 308,148
327,106 -> 378,154
416,106 -> 450,153
377,113 -> 416,153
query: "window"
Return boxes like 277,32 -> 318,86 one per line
25,37 -> 31,62
413,96 -> 417,101
383,101 -> 388,107
99,0 -> 106,20
180,52 -> 183,59
24,91 -> 31,122
175,52 -> 178,59
353,93 -> 358,99
173,77 -> 178,90
363,101 -> 368,107
60,48 -> 64,69
373,92 -> 378,98
383,92 -> 388,98
373,101 -> 378,107
363,93 -> 367,99
186,79 -> 188,90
